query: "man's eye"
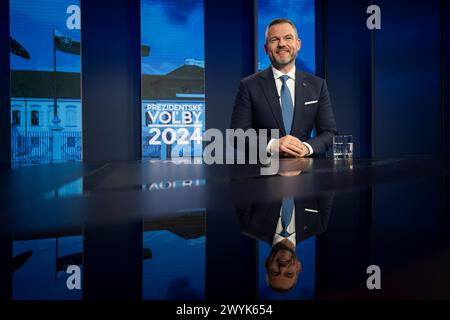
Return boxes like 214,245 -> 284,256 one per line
285,36 -> 293,41
270,38 -> 278,43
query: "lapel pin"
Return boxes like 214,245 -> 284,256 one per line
302,82 -> 307,87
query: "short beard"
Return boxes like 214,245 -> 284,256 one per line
271,55 -> 296,71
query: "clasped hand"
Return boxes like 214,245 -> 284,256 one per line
272,135 -> 309,158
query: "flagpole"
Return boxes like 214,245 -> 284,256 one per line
53,28 -> 57,123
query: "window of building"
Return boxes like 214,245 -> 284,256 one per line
12,110 -> 21,125
31,110 -> 39,126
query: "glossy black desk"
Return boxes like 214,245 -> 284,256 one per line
1,158 -> 450,300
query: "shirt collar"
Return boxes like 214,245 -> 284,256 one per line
271,65 -> 296,81
273,232 -> 296,247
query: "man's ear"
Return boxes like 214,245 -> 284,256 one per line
264,43 -> 269,54
296,260 -> 302,273
297,39 -> 301,52
265,257 -> 270,268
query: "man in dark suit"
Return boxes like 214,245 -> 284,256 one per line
231,18 -> 337,158
236,193 -> 334,292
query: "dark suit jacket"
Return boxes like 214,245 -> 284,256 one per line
236,193 -> 334,245
230,67 -> 338,154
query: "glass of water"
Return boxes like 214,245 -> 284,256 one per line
333,135 -> 353,159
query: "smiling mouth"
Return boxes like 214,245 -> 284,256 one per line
278,259 -> 293,267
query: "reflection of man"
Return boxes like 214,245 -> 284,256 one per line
231,18 -> 337,158
236,194 -> 334,292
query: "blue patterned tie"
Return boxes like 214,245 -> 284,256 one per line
280,75 -> 294,134
280,197 -> 294,237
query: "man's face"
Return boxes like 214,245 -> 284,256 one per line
265,247 -> 302,291
264,23 -> 301,69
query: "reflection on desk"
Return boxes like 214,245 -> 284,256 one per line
236,193 -> 334,294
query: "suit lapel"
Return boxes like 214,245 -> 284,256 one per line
294,198 -> 324,242
259,68 -> 286,135
267,202 -> 283,245
292,70 -> 307,133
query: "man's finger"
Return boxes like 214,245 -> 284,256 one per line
279,145 -> 298,157
280,144 -> 303,157
299,144 -> 309,154
281,140 -> 302,152
286,140 -> 302,149
285,135 -> 303,145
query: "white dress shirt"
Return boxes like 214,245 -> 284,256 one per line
267,65 -> 314,156
272,205 -> 296,247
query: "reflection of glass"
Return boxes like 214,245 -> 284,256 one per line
333,135 -> 353,159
